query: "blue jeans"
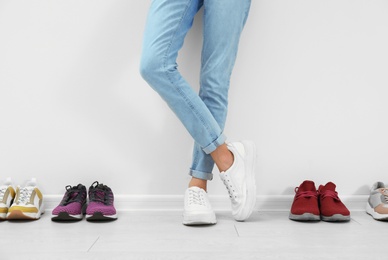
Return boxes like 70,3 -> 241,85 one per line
140,0 -> 251,181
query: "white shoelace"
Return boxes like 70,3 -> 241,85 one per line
16,187 -> 33,204
221,174 -> 237,202
188,189 -> 207,207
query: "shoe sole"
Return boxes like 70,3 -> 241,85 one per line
0,213 -> 7,220
289,212 -> 320,221
51,212 -> 83,222
86,212 -> 117,222
234,141 -> 257,221
182,212 -> 217,226
321,214 -> 350,222
366,203 -> 388,220
6,209 -> 44,220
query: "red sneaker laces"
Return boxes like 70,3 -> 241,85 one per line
319,189 -> 340,201
294,187 -> 318,200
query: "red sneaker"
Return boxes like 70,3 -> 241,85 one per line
318,182 -> 350,222
289,180 -> 320,221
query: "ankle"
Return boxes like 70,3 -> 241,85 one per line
217,151 -> 234,172
211,144 -> 234,172
188,178 -> 207,191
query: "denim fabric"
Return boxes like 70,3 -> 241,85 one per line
140,0 -> 251,180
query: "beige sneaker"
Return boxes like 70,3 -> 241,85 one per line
7,178 -> 44,220
0,178 -> 15,220
366,182 -> 388,220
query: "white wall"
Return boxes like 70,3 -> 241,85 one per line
1,0 -> 388,206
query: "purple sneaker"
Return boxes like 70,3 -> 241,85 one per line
52,184 -> 87,221
86,181 -> 117,221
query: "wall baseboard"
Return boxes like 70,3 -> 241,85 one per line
44,194 -> 369,212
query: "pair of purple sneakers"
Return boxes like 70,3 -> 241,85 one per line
52,181 -> 117,222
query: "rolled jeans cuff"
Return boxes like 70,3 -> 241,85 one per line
202,133 -> 227,154
189,169 -> 213,181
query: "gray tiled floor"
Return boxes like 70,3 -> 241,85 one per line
1,211 -> 384,260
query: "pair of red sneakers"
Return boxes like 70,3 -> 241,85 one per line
289,180 -> 350,222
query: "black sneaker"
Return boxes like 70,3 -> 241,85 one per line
51,184 -> 87,221
86,181 -> 117,221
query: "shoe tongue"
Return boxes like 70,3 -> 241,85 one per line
298,180 -> 316,192
97,183 -> 106,189
4,177 -> 12,186
22,186 -> 34,191
94,190 -> 105,200
25,178 -> 37,188
189,186 -> 203,192
69,192 -> 79,200
320,182 -> 336,192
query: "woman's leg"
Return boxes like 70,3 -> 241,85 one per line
140,0 -> 222,226
140,0 -> 255,223
190,0 -> 252,181
140,0 -> 226,175
195,0 -> 256,222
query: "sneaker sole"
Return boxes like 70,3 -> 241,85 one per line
366,203 -> 388,220
51,212 -> 83,222
182,212 -> 217,226
289,212 -> 320,221
321,214 -> 350,222
86,212 -> 117,221
234,141 -> 257,222
0,213 -> 7,220
7,209 -> 44,220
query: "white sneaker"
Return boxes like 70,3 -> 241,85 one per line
183,187 -> 216,225
0,178 -> 15,220
219,141 -> 257,221
7,178 -> 44,220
